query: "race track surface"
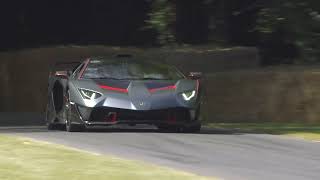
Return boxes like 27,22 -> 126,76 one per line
1,125 -> 320,180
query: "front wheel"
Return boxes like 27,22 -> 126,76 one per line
183,123 -> 201,133
157,125 -> 184,133
65,92 -> 85,132
65,116 -> 81,132
157,124 -> 201,133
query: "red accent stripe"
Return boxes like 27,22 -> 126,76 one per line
196,80 -> 199,92
99,85 -> 128,93
149,85 -> 176,93
78,58 -> 90,79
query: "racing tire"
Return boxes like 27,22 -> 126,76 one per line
65,91 -> 85,132
183,123 -> 201,133
45,102 -> 60,130
157,125 -> 184,133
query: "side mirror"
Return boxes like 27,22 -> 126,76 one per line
55,71 -> 69,79
188,72 -> 202,80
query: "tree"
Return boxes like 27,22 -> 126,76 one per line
256,0 -> 320,64
145,0 -> 176,45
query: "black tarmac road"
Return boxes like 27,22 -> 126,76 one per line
1,125 -> 320,180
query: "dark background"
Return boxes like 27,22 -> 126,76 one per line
0,0 -> 152,48
0,0 -> 255,47
1,0 -> 319,65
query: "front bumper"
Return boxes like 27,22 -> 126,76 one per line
72,104 -> 198,126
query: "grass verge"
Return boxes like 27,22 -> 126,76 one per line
0,135 -> 216,180
206,123 -> 320,141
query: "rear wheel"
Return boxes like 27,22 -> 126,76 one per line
45,101 -> 60,130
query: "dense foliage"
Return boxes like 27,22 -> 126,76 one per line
256,1 -> 320,64
0,0 -> 319,64
147,0 -> 320,64
145,0 -> 176,45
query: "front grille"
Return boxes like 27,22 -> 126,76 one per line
89,107 -> 190,122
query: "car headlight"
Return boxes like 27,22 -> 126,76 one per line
182,90 -> 196,101
79,88 -> 102,100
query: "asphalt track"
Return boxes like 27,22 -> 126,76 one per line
1,125 -> 320,180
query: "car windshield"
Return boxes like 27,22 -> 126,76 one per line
82,58 -> 184,80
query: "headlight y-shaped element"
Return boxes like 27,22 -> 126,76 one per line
79,88 -> 102,100
182,90 -> 196,101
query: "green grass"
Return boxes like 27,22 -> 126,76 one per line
206,123 -> 320,141
0,135 -> 216,180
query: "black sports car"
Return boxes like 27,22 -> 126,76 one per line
46,56 -> 202,132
